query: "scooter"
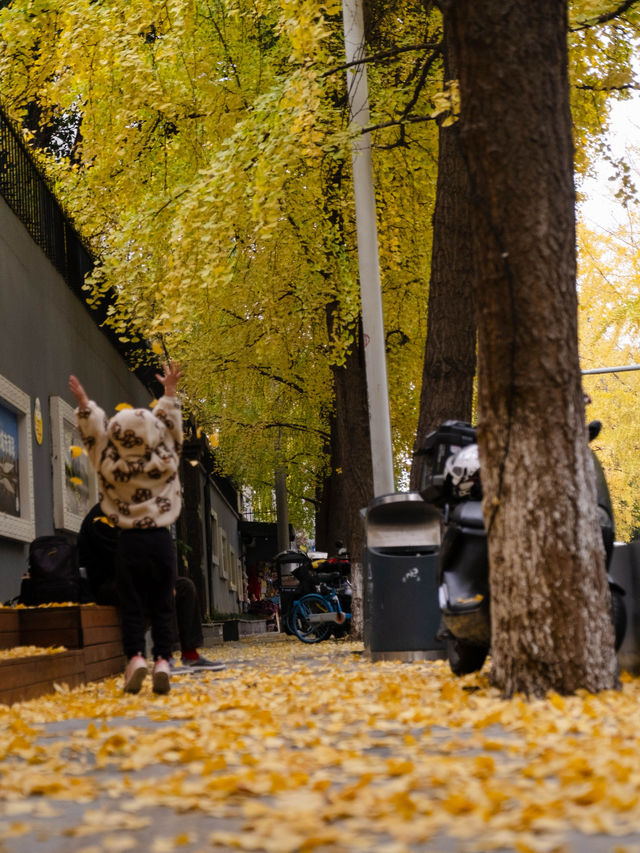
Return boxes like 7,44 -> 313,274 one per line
419,419 -> 627,675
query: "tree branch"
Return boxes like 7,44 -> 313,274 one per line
263,422 -> 331,440
399,48 -> 443,120
249,365 -> 306,396
323,42 -> 441,78
575,83 -> 640,91
570,0 -> 640,31
365,114 -> 438,134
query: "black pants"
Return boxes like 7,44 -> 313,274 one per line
93,573 -> 203,653
174,577 -> 203,651
117,528 -> 176,660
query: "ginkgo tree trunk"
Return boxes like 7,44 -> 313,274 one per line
441,0 -> 618,696
410,19 -> 476,491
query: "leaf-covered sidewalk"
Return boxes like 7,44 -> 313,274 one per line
2,636 -> 640,853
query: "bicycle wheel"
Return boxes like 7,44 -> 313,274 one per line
291,593 -> 335,643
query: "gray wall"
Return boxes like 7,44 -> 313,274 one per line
176,457 -> 243,619
0,195 -> 150,602
209,480 -> 243,615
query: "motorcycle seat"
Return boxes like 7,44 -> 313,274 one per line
315,571 -> 343,586
450,500 -> 485,530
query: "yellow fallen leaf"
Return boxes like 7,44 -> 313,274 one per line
548,692 -> 566,712
0,821 -> 30,838
101,836 -> 137,852
0,645 -> 67,660
69,445 -> 84,458
115,403 -> 133,411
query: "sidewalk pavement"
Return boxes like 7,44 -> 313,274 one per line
1,635 -> 640,852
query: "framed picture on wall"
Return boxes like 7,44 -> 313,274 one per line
0,374 -> 35,542
50,396 -> 98,533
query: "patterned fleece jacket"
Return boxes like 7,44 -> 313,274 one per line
75,395 -> 183,530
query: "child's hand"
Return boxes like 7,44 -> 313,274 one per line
69,375 -> 89,409
156,362 -> 183,397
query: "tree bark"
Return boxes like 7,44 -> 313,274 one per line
316,320 -> 373,640
444,0 -> 618,696
410,20 -> 476,491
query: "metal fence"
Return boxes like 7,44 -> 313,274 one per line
0,106 -> 159,390
0,108 -> 94,296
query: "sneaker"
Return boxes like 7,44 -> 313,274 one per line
182,653 -> 226,671
152,658 -> 171,694
123,655 -> 148,694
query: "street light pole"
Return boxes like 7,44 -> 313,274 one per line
341,0 -> 395,497
582,364 -> 640,375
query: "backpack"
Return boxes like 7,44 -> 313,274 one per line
20,535 -> 89,605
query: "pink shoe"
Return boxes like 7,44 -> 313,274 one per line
152,658 -> 171,694
123,655 -> 148,694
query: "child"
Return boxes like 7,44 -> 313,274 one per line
69,363 -> 184,694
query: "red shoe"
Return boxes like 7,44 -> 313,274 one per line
123,655 -> 148,694
152,658 -> 171,694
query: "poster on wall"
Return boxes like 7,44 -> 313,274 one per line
50,396 -> 97,533
0,401 -> 20,518
63,418 -> 91,519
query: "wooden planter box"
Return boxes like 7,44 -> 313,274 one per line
81,608 -> 126,682
20,604 -> 120,643
19,605 -> 125,684
0,649 -> 85,706
0,606 -> 127,704
0,609 -> 20,649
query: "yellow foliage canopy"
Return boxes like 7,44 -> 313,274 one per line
0,0 -> 636,525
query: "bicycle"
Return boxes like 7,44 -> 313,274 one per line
289,573 -> 352,644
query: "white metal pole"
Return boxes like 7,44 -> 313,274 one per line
341,0 -> 395,496
582,365 -> 640,375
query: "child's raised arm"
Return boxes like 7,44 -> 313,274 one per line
156,362 -> 184,398
69,375 -> 89,409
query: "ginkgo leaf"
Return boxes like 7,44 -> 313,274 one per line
93,515 -> 115,527
115,403 -> 133,411
3,636 -> 640,851
69,445 -> 84,458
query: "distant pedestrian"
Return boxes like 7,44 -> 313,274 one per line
69,362 -> 184,694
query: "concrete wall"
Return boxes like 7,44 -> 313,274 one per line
176,455 -> 243,619
0,195 -> 150,602
208,478 -> 243,615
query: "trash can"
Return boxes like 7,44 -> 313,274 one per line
363,491 -> 444,661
